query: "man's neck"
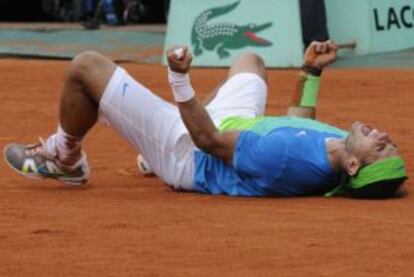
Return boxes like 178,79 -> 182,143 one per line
326,138 -> 347,172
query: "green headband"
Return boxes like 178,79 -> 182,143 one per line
325,156 -> 407,197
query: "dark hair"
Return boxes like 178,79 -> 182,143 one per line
350,177 -> 407,199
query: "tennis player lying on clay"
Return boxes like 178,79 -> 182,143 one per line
4,40 -> 408,198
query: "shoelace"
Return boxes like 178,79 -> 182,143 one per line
24,137 -> 83,172
24,137 -> 48,157
24,137 -> 59,162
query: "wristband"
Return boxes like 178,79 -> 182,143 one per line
302,65 -> 322,77
168,67 -> 195,102
300,73 -> 321,107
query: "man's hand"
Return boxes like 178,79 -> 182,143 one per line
166,46 -> 193,74
304,40 -> 338,69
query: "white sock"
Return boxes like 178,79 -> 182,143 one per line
46,126 -> 82,165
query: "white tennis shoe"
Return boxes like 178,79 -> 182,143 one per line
137,154 -> 154,176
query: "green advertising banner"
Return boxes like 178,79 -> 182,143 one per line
164,0 -> 304,67
370,0 -> 414,52
326,0 -> 414,56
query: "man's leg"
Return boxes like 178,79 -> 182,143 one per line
4,51 -> 116,185
53,51 -> 117,166
59,51 -> 116,138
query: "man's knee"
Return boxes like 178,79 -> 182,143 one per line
67,51 -> 117,101
228,52 -> 267,81
68,51 -> 109,83
235,52 -> 265,68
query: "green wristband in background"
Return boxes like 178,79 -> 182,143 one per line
300,75 -> 321,107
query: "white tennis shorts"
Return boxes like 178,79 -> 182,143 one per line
99,67 -> 267,190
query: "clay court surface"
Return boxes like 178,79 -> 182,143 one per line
0,59 -> 413,276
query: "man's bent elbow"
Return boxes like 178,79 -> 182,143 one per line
192,132 -> 237,164
193,134 -> 216,154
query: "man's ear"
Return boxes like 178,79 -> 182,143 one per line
344,155 -> 361,176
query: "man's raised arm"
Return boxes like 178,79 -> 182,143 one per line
166,46 -> 239,165
287,40 -> 338,119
